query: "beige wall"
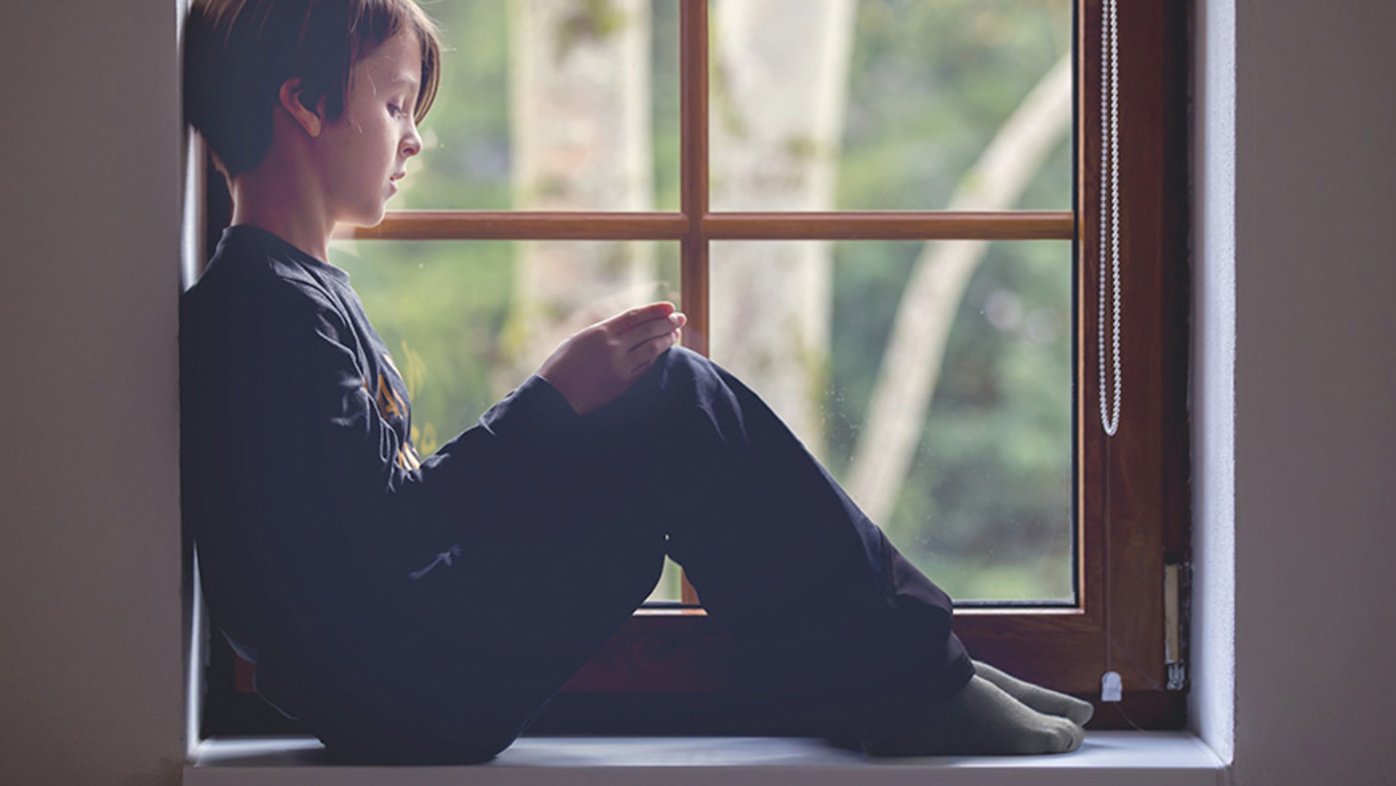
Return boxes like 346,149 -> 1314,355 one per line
0,1 -> 186,784
2,0 -> 1395,784
1229,0 -> 1396,783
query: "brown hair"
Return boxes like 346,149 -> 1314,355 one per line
183,0 -> 442,179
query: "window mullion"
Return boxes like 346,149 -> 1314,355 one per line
678,0 -> 709,605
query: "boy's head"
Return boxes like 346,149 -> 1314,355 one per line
184,0 -> 442,182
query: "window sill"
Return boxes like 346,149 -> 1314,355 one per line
185,732 -> 1227,785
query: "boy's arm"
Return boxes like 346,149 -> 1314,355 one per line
263,281 -> 683,579
533,302 -> 686,415
268,281 -> 580,575
468,301 -> 683,442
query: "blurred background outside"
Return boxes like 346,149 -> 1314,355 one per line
331,0 -> 1074,603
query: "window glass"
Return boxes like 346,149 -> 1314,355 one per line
709,0 -> 1072,211
330,240 -> 677,440
709,240 -> 1073,602
333,238 -> 686,601
394,0 -> 681,211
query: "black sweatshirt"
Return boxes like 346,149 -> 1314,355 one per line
179,225 -> 578,702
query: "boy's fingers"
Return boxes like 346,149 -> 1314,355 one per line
625,312 -> 685,353
608,302 -> 675,333
629,331 -> 678,372
629,335 -> 674,377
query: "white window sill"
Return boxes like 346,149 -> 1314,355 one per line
185,732 -> 1228,785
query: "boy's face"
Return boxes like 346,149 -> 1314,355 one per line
314,30 -> 424,227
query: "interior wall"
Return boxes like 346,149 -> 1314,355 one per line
1189,0 -> 1235,766
0,2 -> 186,785
1231,0 -> 1396,784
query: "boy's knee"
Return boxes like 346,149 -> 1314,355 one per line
656,347 -> 747,429
653,346 -> 728,403
660,345 -> 713,378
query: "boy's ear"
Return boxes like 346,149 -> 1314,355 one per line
278,78 -> 326,138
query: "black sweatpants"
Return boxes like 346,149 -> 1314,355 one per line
282,347 -> 973,763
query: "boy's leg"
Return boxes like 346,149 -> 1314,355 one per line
582,347 -> 975,731
586,348 -> 1083,754
295,435 -> 670,764
311,345 -> 968,760
300,347 -> 1077,760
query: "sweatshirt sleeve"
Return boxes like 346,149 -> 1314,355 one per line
263,279 -> 582,577
476,373 -> 580,444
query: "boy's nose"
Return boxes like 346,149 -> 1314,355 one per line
402,127 -> 422,158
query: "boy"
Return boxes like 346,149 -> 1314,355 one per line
181,0 -> 1091,764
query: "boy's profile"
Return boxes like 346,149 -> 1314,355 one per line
181,0 -> 1092,764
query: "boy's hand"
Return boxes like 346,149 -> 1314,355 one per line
537,302 -> 687,415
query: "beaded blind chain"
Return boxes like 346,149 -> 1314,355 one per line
1098,0 -> 1123,437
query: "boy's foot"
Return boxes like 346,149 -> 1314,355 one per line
858,675 -> 1084,756
973,660 -> 1095,727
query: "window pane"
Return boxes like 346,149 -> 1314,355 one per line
330,238 -> 686,602
708,0 -> 1072,211
709,240 -> 1073,603
395,0 -> 680,211
330,238 -> 679,439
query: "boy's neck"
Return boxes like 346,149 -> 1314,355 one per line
229,170 -> 334,263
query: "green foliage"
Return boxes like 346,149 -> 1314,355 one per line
840,0 -> 1071,210
824,0 -> 1073,601
555,0 -> 632,62
332,0 -> 1074,603
823,241 -> 1072,602
401,0 -> 513,210
333,239 -> 516,445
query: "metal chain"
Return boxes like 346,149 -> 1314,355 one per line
1098,0 -> 1122,437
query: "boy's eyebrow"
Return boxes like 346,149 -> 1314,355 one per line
388,73 -> 420,92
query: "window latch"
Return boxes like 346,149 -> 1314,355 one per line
1165,563 -> 1188,691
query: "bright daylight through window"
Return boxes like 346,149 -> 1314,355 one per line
333,0 -> 1076,605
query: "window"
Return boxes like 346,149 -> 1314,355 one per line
197,0 -> 1188,736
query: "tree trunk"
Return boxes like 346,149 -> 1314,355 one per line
708,0 -> 856,458
845,54 -> 1073,525
506,0 -> 657,386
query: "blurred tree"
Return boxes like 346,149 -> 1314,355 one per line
846,53 -> 1071,527
824,0 -> 1074,599
505,0 -> 661,387
708,0 -> 857,455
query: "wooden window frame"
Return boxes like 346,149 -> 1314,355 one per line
198,0 -> 1189,736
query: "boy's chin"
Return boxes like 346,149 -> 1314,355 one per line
342,206 -> 389,230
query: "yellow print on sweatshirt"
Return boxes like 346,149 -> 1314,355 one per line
362,371 -> 421,471
375,373 -> 406,420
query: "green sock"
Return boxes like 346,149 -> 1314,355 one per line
859,675 -> 1085,756
973,660 -> 1095,727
